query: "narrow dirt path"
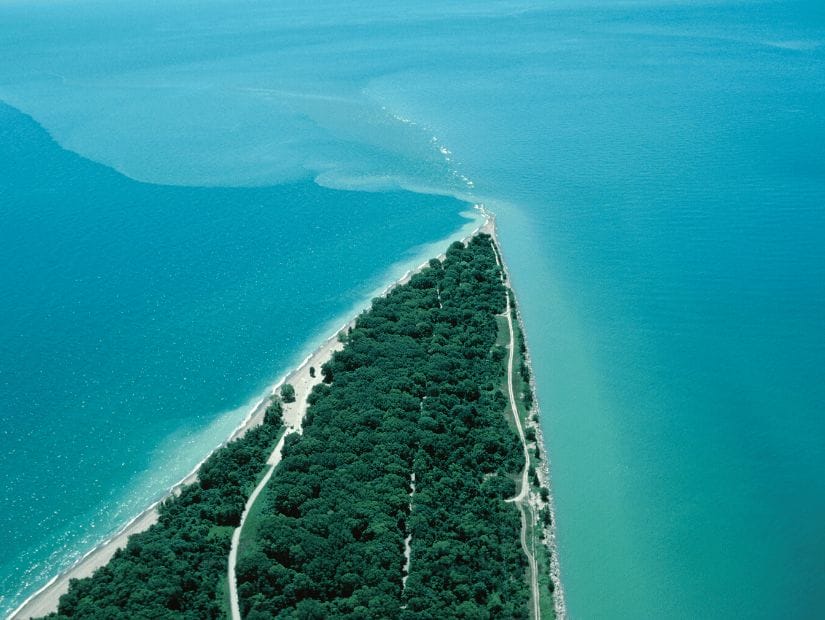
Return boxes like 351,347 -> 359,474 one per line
503,293 -> 541,620
494,245 -> 541,620
401,471 -> 416,591
227,339 -> 340,620
227,429 -> 293,620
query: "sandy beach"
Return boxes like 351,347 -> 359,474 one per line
10,319 -> 351,620
12,212 -> 492,620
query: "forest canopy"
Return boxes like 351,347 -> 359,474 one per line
238,234 -> 529,618
43,234 -> 532,619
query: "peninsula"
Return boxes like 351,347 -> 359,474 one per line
17,227 -> 564,619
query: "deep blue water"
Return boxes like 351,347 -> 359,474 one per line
1,0 -> 824,617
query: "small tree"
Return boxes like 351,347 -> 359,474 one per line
281,383 -> 296,403
321,362 -> 334,384
491,346 -> 506,363
309,366 -> 315,378
523,390 -> 533,409
264,396 -> 283,426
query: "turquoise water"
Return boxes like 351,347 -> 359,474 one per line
0,102 -> 474,612
2,0 -> 824,617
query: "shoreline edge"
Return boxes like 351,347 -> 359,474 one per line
11,207 -> 566,619
11,209 -> 490,619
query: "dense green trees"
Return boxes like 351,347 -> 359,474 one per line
238,235 -> 530,618
42,234 -> 534,619
280,383 -> 296,403
44,401 -> 284,619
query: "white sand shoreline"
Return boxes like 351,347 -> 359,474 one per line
11,210 -> 491,620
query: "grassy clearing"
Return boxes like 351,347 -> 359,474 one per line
238,465 -> 274,556
217,573 -> 231,619
233,426 -> 285,598
236,427 -> 285,559
495,315 -> 510,347
510,317 -> 534,428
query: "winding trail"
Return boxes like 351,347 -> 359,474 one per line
228,430 -> 293,620
495,242 -> 541,620
401,471 -> 416,591
227,338 -> 341,620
